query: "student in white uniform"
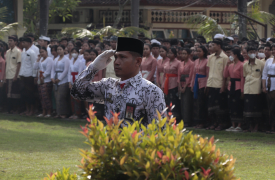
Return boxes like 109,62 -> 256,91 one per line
19,37 -> 37,116
33,47 -> 53,118
25,33 -> 39,58
51,45 -> 71,118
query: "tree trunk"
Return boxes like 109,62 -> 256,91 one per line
238,0 -> 247,39
113,0 -> 130,29
131,0 -> 139,27
39,0 -> 49,36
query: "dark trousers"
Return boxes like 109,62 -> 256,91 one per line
20,76 -> 35,106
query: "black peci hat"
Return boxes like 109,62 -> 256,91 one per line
116,37 -> 144,57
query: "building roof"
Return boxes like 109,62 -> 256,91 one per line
79,0 -> 238,7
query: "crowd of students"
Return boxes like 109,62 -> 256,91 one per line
0,33 -> 274,133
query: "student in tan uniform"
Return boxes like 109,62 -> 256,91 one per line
243,46 -> 265,132
205,39 -> 229,130
5,36 -> 22,114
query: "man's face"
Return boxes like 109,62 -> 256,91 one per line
38,39 -> 48,47
21,41 -> 27,48
145,39 -> 151,44
258,49 -> 264,53
38,39 -> 43,46
27,37 -> 34,43
8,39 -> 16,48
114,51 -> 140,79
163,42 -> 171,49
225,50 -> 231,57
248,50 -> 257,59
194,43 -> 200,48
211,43 -> 220,53
110,41 -> 117,50
264,47 -> 271,57
151,47 -> 160,56
61,40 -> 68,47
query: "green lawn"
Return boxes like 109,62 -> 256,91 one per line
1,114 -> 275,180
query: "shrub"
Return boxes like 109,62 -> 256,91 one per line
76,105 -> 239,180
43,167 -> 78,180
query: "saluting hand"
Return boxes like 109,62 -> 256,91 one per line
92,50 -> 116,71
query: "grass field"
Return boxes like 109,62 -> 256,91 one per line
1,114 -> 275,180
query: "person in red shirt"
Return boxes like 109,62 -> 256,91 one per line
140,44 -> 157,82
191,45 -> 209,128
156,46 -> 169,89
178,48 -> 194,126
224,48 -> 245,132
163,47 -> 181,121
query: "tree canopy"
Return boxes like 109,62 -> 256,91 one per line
23,0 -> 80,36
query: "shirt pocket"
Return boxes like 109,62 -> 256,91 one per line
12,56 -> 17,64
252,68 -> 261,78
217,62 -> 224,71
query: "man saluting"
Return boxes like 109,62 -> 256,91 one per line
71,37 -> 166,126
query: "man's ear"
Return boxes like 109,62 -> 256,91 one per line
136,57 -> 142,67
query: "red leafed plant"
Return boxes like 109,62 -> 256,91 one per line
44,104 -> 239,180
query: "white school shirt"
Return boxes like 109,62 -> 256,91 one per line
31,44 -> 40,58
68,56 -> 83,84
51,56 -> 70,85
19,48 -> 37,77
33,57 -> 53,83
262,58 -> 275,92
70,63 -> 166,127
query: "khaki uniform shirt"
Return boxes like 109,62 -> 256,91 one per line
5,46 -> 21,79
206,51 -> 228,88
243,59 -> 265,94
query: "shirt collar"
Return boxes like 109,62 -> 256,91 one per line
248,59 -> 258,65
116,72 -> 142,88
215,51 -> 226,58
10,46 -> 16,52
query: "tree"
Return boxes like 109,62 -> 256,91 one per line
131,0 -> 140,28
238,0 -> 247,39
0,7 -> 19,40
187,1 -> 275,40
61,26 -> 148,39
113,0 -> 131,29
39,0 -> 49,36
23,0 -> 80,36
187,14 -> 226,41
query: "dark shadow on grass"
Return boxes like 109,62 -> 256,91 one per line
187,128 -> 275,146
0,113 -> 87,129
0,128 -> 88,153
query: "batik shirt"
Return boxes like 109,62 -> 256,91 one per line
70,63 -> 166,127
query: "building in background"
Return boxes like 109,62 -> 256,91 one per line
48,0 -> 239,39
0,0 -> 25,41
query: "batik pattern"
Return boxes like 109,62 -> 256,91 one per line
71,64 -> 166,127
